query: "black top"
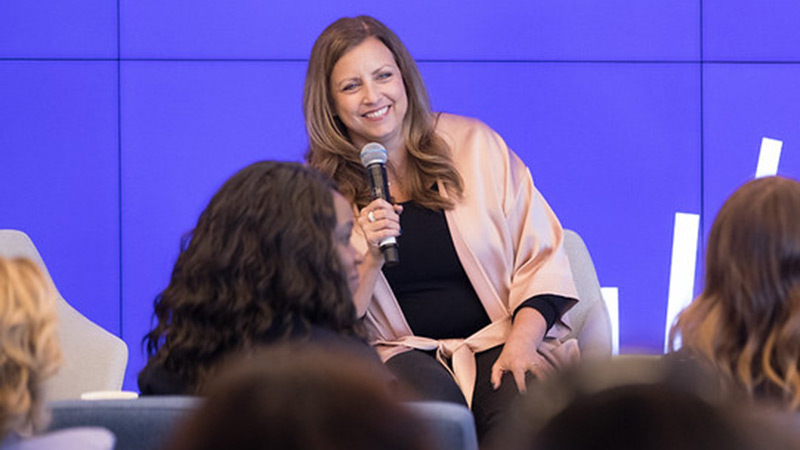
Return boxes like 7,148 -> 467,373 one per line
138,323 -> 390,396
382,201 -> 571,340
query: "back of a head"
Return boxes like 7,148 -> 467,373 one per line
164,344 -> 433,450
499,357 -> 800,450
180,160 -> 347,315
672,175 -> 800,408
534,384 -> 747,450
0,257 -> 61,440
533,383 -> 800,450
143,161 -> 360,392
704,176 -> 800,324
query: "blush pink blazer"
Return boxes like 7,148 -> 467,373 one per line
355,113 -> 579,406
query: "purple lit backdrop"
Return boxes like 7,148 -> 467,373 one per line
2,0 -> 799,391
0,61 -> 120,334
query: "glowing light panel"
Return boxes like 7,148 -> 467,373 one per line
755,137 -> 783,178
600,287 -> 620,355
664,212 -> 700,352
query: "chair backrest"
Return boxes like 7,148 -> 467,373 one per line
47,397 -> 201,450
0,229 -> 129,401
405,401 -> 479,450
47,398 -> 476,450
561,229 -> 613,358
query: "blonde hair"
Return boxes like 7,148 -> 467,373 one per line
0,258 -> 61,439
303,15 -> 463,210
671,176 -> 800,410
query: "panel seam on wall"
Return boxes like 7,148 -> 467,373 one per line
117,0 -> 124,339
699,0 -> 705,262
3,57 -> 800,65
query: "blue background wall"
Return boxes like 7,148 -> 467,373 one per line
2,0 -> 799,391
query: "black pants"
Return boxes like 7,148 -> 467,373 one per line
385,345 -> 521,446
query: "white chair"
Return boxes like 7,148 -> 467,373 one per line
0,229 -> 128,401
561,229 -> 613,358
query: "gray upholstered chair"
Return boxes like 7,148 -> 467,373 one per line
47,397 -> 200,450
406,401 -> 479,450
0,229 -> 128,401
561,229 -> 613,358
47,398 -> 478,450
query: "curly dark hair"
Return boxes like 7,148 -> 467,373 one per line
143,161 -> 362,392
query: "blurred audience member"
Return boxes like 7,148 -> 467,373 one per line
0,257 -> 113,449
498,357 -> 800,450
139,161 -> 383,395
164,344 -> 434,450
528,384 -> 798,450
671,176 -> 800,410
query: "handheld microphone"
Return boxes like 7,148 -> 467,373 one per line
360,142 -> 400,266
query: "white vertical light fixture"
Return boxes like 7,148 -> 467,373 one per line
664,213 -> 700,352
600,287 -> 619,355
755,137 -> 783,178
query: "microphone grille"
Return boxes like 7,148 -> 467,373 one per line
360,142 -> 388,167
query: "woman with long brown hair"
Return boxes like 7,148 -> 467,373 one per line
671,175 -> 800,410
304,15 -> 579,444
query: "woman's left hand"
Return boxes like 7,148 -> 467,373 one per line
490,308 -> 552,393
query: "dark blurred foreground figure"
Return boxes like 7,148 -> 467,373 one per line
497,357 -> 800,450
529,384 -> 800,450
139,161 -> 383,395
164,344 -> 434,450
670,176 -> 800,410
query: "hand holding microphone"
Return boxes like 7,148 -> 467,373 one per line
360,142 -> 401,266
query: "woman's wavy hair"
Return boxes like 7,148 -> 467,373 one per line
670,176 -> 800,410
303,15 -> 463,210
143,161 -> 361,393
0,258 -> 61,440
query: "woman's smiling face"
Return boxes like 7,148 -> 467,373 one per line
330,37 -> 409,151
